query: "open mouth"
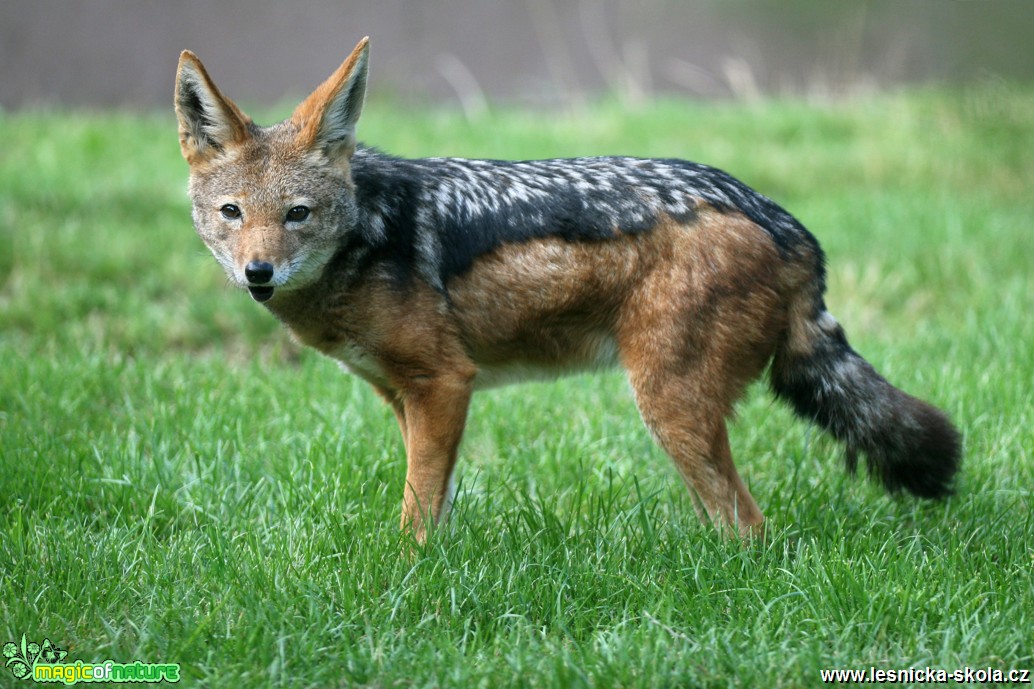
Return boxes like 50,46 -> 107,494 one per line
248,285 -> 275,302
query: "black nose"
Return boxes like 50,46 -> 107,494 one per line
245,260 -> 274,284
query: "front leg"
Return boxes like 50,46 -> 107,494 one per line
397,371 -> 474,543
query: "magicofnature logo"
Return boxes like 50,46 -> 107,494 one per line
3,635 -> 180,684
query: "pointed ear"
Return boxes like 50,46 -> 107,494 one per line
291,37 -> 370,159
175,50 -> 252,165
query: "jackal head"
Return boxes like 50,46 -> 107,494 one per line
175,38 -> 370,302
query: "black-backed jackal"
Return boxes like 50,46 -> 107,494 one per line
175,38 -> 961,542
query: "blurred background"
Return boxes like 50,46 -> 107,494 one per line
3,0 -> 1033,111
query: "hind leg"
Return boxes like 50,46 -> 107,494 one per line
626,359 -> 764,537
614,211 -> 794,536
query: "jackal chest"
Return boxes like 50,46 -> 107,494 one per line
271,301 -> 390,386
329,341 -> 390,387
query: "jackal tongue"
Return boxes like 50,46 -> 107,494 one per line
248,286 -> 275,302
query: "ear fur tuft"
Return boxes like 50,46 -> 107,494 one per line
291,37 -> 370,158
174,51 -> 252,164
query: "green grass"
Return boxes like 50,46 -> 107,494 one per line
2,85 -> 1033,687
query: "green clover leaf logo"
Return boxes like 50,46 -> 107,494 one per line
4,634 -> 66,681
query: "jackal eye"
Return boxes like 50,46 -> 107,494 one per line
220,204 -> 242,220
285,206 -> 311,223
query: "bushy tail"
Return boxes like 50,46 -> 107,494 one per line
771,297 -> 961,498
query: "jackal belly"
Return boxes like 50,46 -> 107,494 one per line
469,329 -> 621,389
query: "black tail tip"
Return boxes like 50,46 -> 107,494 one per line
868,399 -> 962,500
